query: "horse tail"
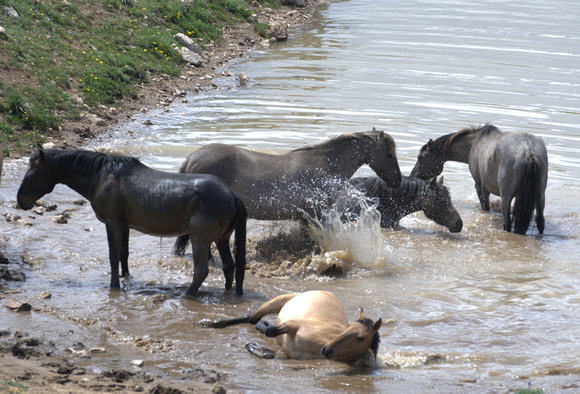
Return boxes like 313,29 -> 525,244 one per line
172,234 -> 190,257
513,154 -> 538,235
233,195 -> 247,295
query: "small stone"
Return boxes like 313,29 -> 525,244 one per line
5,299 -> 32,312
142,120 -> 153,125
38,291 -> 52,299
131,359 -> 144,367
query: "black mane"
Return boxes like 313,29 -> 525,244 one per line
40,149 -> 143,175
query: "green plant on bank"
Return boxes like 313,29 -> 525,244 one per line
0,0 -> 281,156
0,379 -> 27,393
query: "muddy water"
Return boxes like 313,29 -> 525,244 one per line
2,0 -> 580,391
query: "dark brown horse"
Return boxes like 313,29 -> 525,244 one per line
204,290 -> 382,361
334,176 -> 463,232
174,129 -> 401,255
411,124 -> 548,234
17,148 -> 247,296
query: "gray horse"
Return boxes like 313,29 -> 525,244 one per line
411,124 -> 548,234
174,129 -> 401,255
17,148 -> 247,296
334,176 -> 463,232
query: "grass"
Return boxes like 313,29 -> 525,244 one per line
0,379 -> 27,393
0,0 -> 281,156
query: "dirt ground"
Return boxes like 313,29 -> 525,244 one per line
1,2 -> 327,393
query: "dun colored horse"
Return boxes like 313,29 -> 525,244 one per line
17,148 -> 247,296
334,176 -> 463,232
411,124 -> 548,234
204,290 -> 382,361
174,129 -> 402,255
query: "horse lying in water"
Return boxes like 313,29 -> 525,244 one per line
173,129 -> 402,255
204,290 -> 382,361
333,176 -> 463,232
17,147 -> 247,296
411,123 -> 548,234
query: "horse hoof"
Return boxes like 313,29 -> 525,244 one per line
245,343 -> 276,359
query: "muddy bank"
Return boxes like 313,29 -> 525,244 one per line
1,2 -> 329,393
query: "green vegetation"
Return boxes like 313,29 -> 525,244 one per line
0,0 -> 280,156
0,379 -> 27,393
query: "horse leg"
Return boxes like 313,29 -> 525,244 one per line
185,241 -> 211,297
215,236 -> 234,291
120,228 -> 130,278
260,319 -> 300,338
501,196 -> 513,232
105,225 -> 123,289
249,294 -> 299,324
474,182 -> 490,211
535,193 -> 545,234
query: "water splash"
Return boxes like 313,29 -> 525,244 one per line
305,196 -> 386,267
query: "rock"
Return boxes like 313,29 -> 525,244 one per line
42,142 -> 57,150
131,359 -> 144,367
238,72 -> 250,86
0,26 -> 5,34
281,0 -> 307,6
5,299 -> 32,312
142,120 -> 153,125
179,47 -> 203,66
3,6 -> 19,18
53,215 -> 68,224
38,291 -> 52,299
173,33 -> 202,55
267,23 -> 289,41
1,268 -> 26,282
140,107 -> 149,114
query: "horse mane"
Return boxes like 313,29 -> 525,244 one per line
41,149 -> 142,175
291,129 -> 388,153
360,176 -> 426,200
442,123 -> 498,153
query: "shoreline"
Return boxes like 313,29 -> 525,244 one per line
1,2 -> 328,393
13,1 -> 329,159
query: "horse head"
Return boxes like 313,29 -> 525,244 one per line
17,147 -> 57,210
410,138 -> 446,180
321,308 -> 382,362
365,129 -> 401,189
421,177 -> 463,232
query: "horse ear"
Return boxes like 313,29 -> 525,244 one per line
373,318 -> 382,332
37,145 -> 46,162
430,177 -> 438,188
357,308 -> 365,321
438,176 -> 444,185
426,139 -> 434,150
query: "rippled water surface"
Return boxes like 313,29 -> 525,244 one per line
2,0 -> 580,392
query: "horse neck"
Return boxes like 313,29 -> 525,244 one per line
389,177 -> 426,215
443,131 -> 478,164
319,137 -> 370,178
48,154 -> 104,200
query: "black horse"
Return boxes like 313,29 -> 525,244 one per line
334,176 -> 463,232
17,147 -> 247,296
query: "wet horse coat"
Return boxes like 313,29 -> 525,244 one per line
411,124 -> 548,234
334,176 -> 463,232
17,148 -> 247,296
205,290 -> 382,361
174,129 -> 401,255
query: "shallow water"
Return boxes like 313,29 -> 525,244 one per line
2,0 -> 580,392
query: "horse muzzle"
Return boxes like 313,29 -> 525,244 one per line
449,218 -> 463,233
321,345 -> 335,360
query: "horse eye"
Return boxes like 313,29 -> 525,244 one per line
357,336 -> 366,342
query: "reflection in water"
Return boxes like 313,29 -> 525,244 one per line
3,0 -> 580,391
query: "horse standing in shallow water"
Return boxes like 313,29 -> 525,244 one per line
204,290 -> 382,361
174,129 -> 402,255
410,124 -> 548,235
334,176 -> 463,232
17,148 -> 247,296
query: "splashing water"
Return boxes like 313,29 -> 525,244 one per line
305,196 -> 386,267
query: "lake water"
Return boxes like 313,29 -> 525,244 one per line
2,0 -> 580,391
